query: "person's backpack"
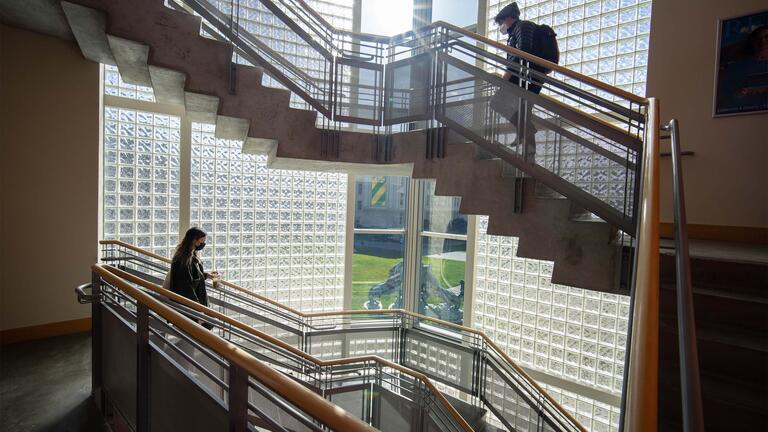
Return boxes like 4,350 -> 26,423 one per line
533,24 -> 559,73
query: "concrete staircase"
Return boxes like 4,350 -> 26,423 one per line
658,253 -> 768,431
2,0 -> 623,293
412,132 -> 621,292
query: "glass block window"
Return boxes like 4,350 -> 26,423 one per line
473,216 -> 630,428
209,0 -> 354,108
305,0 -> 354,29
103,64 -> 156,102
541,383 -> 622,432
190,122 -> 347,312
102,106 -> 181,257
487,0 -> 652,96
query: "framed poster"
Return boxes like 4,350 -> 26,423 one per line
713,10 -> 768,117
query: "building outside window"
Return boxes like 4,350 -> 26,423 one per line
350,175 -> 409,310
417,180 -> 468,325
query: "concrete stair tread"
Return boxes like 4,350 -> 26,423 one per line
660,318 -> 768,352
659,281 -> 768,305
443,394 -> 487,431
659,364 -> 768,412
660,253 -> 768,296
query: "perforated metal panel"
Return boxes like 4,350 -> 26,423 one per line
384,53 -> 433,125
334,57 -> 385,125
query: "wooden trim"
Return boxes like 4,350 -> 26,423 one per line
660,223 -> 768,245
623,97 -> 660,432
0,318 -> 92,346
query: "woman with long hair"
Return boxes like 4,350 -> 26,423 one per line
170,227 -> 218,327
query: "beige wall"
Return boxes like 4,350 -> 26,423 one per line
647,1 -> 768,228
0,24 -> 100,331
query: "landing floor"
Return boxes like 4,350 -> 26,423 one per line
0,332 -> 108,432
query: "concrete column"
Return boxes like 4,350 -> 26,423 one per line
179,113 -> 192,238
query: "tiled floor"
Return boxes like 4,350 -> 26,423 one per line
0,332 -> 108,432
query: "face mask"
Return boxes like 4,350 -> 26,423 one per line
499,23 -> 509,34
195,242 -> 206,251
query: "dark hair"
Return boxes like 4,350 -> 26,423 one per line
494,2 -> 520,25
747,25 -> 768,55
173,227 -> 206,265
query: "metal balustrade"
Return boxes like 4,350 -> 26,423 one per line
81,263 -> 377,432
170,0 -> 648,235
100,240 -> 586,431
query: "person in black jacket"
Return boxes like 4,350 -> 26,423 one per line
495,2 -> 546,94
170,227 -> 218,329
494,2 -> 543,160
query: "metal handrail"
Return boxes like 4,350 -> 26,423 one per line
99,239 -> 586,432
179,0 -> 646,118
664,119 -> 704,432
98,263 -> 475,432
91,263 -> 376,432
173,0 -> 647,234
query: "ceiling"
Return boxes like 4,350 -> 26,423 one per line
0,0 -> 74,40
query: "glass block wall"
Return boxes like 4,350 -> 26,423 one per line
542,382 -> 622,432
190,123 -> 347,312
209,0 -> 354,108
102,106 -> 181,257
487,0 -> 652,96
473,217 -> 630,431
103,64 -> 156,102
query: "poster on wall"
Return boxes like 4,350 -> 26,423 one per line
713,10 -> 768,116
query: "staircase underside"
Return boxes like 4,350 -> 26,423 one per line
0,0 -> 627,293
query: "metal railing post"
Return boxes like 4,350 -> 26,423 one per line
91,272 -> 104,409
228,362 -> 249,432
136,303 -> 150,432
665,119 -> 704,432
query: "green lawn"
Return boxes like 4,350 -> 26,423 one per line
422,256 -> 465,288
351,253 -> 402,310
350,253 -> 465,310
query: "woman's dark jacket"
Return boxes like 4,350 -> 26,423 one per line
170,256 -> 209,307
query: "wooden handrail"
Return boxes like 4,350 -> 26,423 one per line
622,97 -> 660,432
433,21 -> 648,105
99,239 -> 585,431
237,0 -> 647,105
92,263 -> 376,432
100,240 -> 308,317
98,263 -> 474,432
309,309 -> 587,432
